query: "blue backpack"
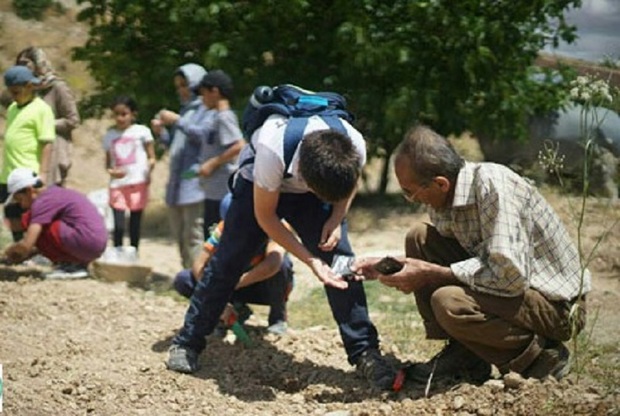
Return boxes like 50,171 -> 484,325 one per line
241,84 -> 355,177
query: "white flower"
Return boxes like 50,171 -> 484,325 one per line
576,76 -> 588,86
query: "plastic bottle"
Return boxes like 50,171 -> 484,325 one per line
181,163 -> 200,179
225,309 -> 253,347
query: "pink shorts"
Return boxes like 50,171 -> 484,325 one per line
109,183 -> 149,211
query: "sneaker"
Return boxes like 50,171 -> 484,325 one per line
404,341 -> 492,384
356,348 -> 398,390
212,322 -> 228,338
522,342 -> 570,380
267,320 -> 288,335
166,344 -> 200,374
44,263 -> 90,280
21,254 -> 52,267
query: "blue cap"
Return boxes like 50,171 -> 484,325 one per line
219,193 -> 232,219
4,66 -> 40,87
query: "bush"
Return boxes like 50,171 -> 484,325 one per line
12,0 -> 53,20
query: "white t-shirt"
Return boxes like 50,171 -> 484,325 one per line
238,114 -> 366,193
102,124 -> 154,188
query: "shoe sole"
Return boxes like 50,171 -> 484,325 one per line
166,361 -> 198,374
404,363 -> 492,385
45,272 -> 90,280
167,347 -> 200,374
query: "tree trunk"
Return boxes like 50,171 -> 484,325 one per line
378,153 -> 392,195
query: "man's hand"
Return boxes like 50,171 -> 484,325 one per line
308,257 -> 349,290
350,256 -> 384,281
377,258 -> 453,294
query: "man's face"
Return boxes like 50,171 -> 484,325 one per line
8,83 -> 35,105
394,155 -> 451,210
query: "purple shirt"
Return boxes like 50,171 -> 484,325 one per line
30,186 -> 107,263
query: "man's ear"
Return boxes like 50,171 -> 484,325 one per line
434,176 -> 451,192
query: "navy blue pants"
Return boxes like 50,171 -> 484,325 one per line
203,198 -> 221,238
173,254 -> 294,325
173,178 -> 379,364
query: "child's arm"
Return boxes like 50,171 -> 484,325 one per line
144,141 -> 156,183
318,185 -> 357,251
106,150 -> 125,179
253,184 -> 348,290
199,139 -> 244,177
190,248 -> 213,281
4,224 -> 43,264
38,142 -> 53,185
235,241 -> 285,289
191,221 -> 223,280
160,107 -> 214,143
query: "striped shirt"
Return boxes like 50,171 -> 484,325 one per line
430,162 -> 591,301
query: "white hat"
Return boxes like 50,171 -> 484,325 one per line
5,168 -> 41,205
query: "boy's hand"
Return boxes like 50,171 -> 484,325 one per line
199,158 -> 217,177
308,258 -> 348,290
318,221 -> 341,252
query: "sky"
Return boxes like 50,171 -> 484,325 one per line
549,0 -> 620,62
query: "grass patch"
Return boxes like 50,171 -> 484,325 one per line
288,280 -> 427,357
573,338 -> 620,394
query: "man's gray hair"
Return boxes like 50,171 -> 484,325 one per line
396,125 -> 464,185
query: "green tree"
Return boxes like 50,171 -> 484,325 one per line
13,0 -> 54,20
335,0 -> 580,192
74,0 -> 581,192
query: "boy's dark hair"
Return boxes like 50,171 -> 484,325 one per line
199,70 -> 234,100
299,129 -> 360,202
110,95 -> 138,113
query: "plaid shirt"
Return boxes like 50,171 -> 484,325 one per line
429,162 -> 591,301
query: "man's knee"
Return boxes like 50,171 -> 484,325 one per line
405,222 -> 428,258
430,286 -> 470,328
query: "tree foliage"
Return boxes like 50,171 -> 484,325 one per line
74,0 -> 581,192
12,0 -> 55,20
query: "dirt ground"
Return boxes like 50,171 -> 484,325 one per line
1,3 -> 619,414
0,119 -> 619,415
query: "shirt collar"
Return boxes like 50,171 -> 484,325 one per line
451,161 -> 479,208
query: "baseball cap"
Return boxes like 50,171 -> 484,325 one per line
199,70 -> 233,98
4,65 -> 41,87
5,168 -> 41,205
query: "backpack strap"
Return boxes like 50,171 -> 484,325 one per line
282,114 -> 347,178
